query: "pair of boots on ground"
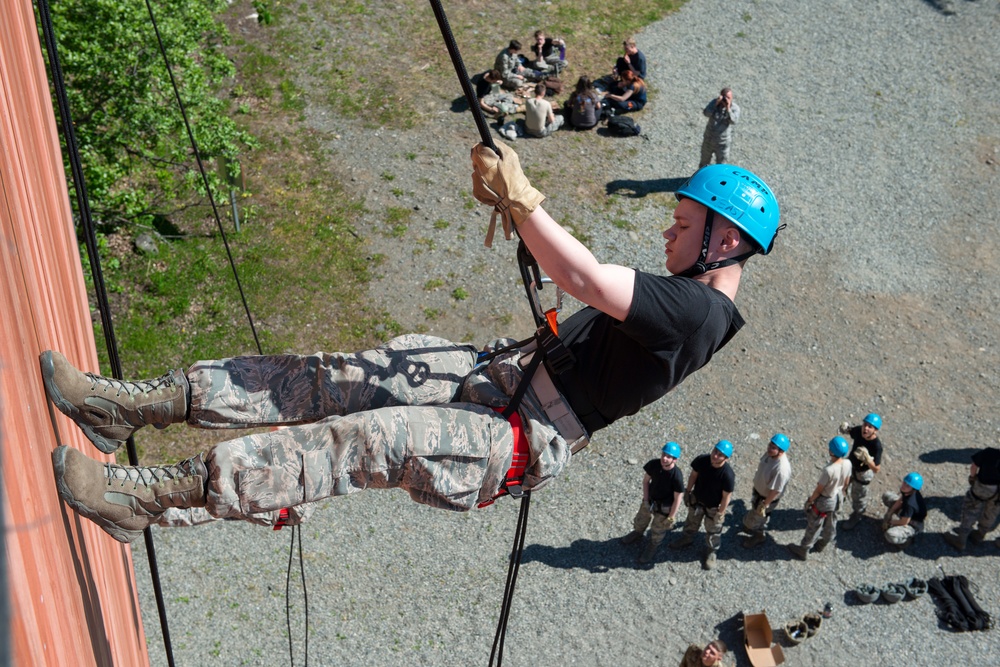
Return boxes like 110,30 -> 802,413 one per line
42,351 -> 206,543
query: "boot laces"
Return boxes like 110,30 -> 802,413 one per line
87,370 -> 180,398
105,460 -> 190,490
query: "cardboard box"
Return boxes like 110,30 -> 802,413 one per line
744,611 -> 785,667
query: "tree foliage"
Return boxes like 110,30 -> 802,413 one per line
47,0 -> 254,228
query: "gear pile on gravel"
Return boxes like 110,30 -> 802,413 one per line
133,1 -> 1000,665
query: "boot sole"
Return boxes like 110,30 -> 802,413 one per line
41,351 -> 123,455
51,446 -> 139,544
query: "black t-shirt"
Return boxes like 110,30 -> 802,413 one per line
475,75 -> 492,100
899,491 -> 927,523
972,447 -> 1000,485
847,425 -> 883,473
554,272 -> 744,433
643,459 -> 684,503
690,453 -> 736,508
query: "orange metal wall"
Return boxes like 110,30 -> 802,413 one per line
0,0 -> 150,664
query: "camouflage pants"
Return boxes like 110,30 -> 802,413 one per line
881,492 -> 924,546
848,469 -> 875,515
165,334 -> 573,524
743,488 -> 778,535
681,504 -> 725,553
957,480 -> 1000,536
699,136 -> 732,168
632,500 -> 675,547
800,494 -> 840,549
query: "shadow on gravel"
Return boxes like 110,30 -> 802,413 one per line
918,447 -> 978,464
521,537 -> 657,571
605,176 -> 689,198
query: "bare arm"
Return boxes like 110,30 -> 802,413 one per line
718,490 -> 732,515
518,206 -> 635,321
669,490 -> 683,519
641,474 -> 651,503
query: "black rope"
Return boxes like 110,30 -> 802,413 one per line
139,1 -> 309,663
488,493 -> 531,667
33,0 -> 177,664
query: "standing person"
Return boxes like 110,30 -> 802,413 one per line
48,146 -> 782,545
620,441 -> 685,565
742,433 -> 792,549
881,472 -> 927,549
699,88 -> 741,167
568,76 -> 601,130
524,82 -> 565,138
839,412 -> 884,530
680,640 -> 728,667
669,441 -> 736,571
604,70 -> 647,114
786,437 -> 852,561
943,447 -> 1000,551
529,30 -> 567,75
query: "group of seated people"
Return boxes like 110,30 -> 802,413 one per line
478,34 -> 648,136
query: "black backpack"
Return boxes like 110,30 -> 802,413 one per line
607,115 -> 641,136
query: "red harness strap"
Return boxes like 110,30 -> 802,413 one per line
478,409 -> 531,508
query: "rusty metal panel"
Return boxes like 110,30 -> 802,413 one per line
0,0 -> 151,664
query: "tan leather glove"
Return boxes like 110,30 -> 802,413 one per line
470,142 -> 545,247
839,421 -> 851,435
754,503 -> 768,517
854,447 -> 875,467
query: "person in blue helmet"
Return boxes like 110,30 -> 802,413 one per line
621,441 -> 685,565
48,143 -> 782,544
786,437 -> 853,561
839,412 -> 884,530
669,440 -> 736,571
742,433 -> 792,549
880,472 -> 927,549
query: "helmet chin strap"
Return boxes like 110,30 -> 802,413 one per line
676,206 -> 757,278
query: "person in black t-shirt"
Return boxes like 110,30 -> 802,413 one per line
881,472 -> 927,549
839,412 -> 884,530
48,144 -> 781,544
669,441 -> 736,571
943,446 -> 1000,551
620,441 -> 685,565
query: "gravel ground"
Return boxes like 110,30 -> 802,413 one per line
134,0 -> 1000,665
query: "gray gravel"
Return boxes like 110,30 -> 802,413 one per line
134,0 -> 1000,665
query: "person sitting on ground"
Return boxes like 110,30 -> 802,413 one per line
568,75 -> 601,130
528,30 -> 567,75
881,472 -> 927,549
681,640 -> 728,667
477,69 -> 521,117
45,145 -> 782,545
525,82 -> 565,138
616,37 -> 647,81
604,70 -> 647,113
494,39 -> 536,90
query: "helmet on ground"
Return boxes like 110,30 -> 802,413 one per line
769,433 -> 790,452
903,472 -> 924,491
662,441 -> 682,459
863,413 -> 882,430
675,164 -> 781,254
714,440 -> 734,458
828,436 -> 849,458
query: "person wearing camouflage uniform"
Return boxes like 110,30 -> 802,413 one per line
620,441 -> 685,565
943,447 -> 1000,551
699,88 -> 741,168
880,472 -> 927,549
47,143 -> 782,546
669,440 -> 736,571
840,412 -> 884,530
786,437 -> 852,561
742,433 -> 792,549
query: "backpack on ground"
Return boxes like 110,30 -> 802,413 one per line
607,114 -> 641,137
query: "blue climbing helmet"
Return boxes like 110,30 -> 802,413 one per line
674,164 -> 782,277
662,441 -> 682,459
770,433 -> 790,452
828,436 -> 850,458
863,413 -> 882,430
714,440 -> 734,459
903,472 -> 924,491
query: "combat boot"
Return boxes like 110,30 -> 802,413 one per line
786,543 -> 809,561
943,530 -> 968,552
813,539 -> 830,553
840,513 -> 863,531
41,351 -> 189,454
52,445 -> 208,543
669,532 -> 695,550
742,532 -> 766,549
968,529 -> 986,545
620,530 -> 643,545
638,541 -> 660,565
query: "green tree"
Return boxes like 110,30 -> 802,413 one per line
47,0 -> 254,228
